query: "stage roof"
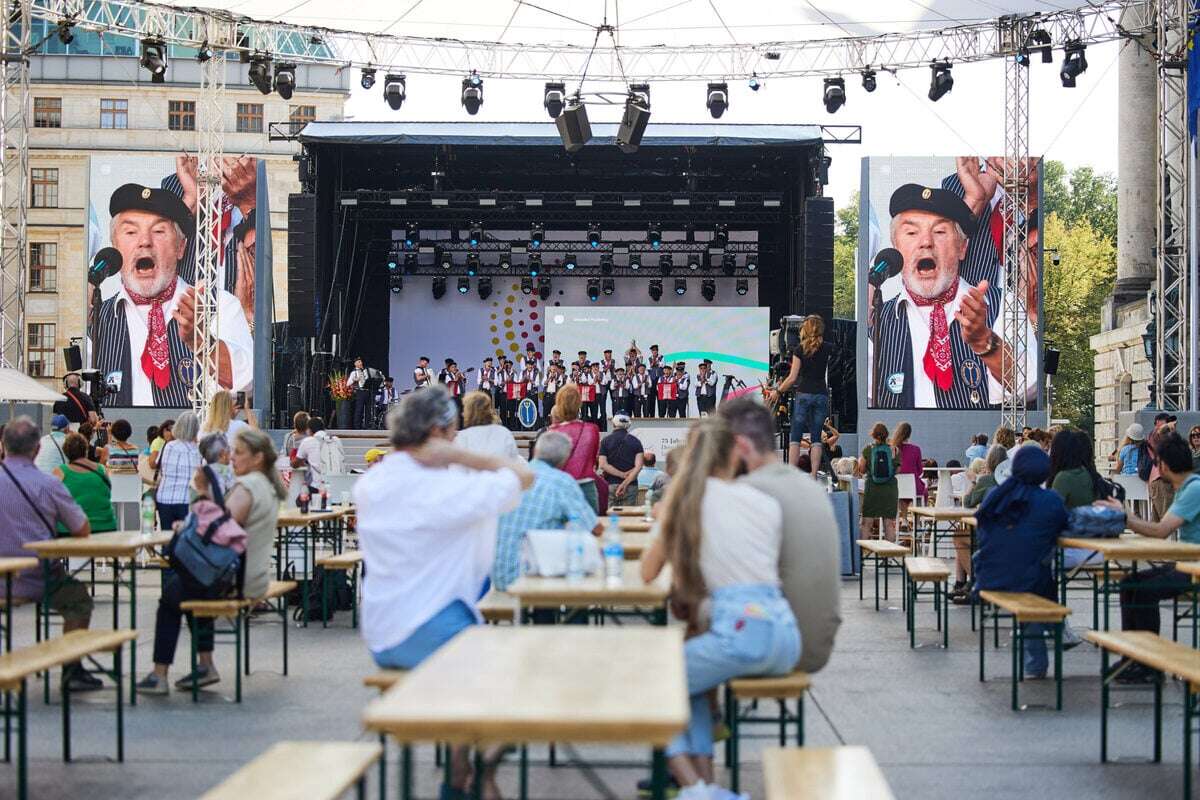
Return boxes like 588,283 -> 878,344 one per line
297,121 -> 825,148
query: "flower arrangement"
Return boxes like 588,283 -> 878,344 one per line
327,371 -> 353,401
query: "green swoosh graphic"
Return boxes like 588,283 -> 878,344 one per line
662,351 -> 770,372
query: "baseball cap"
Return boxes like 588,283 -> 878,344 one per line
1125,423 -> 1145,442
364,448 -> 388,465
1154,412 -> 1177,424
51,414 -> 70,431
612,413 -> 632,427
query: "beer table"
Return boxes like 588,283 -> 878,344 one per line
0,558 -> 37,652
610,506 -> 650,518
909,507 -> 977,558
622,532 -> 652,560
507,561 -> 671,625
275,508 -> 348,627
619,519 -> 653,533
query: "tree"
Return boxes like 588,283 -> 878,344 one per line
1041,160 -> 1117,244
833,193 -> 858,319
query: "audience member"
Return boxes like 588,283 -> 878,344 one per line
892,423 -> 927,509
201,390 -> 251,439
104,419 -> 140,473
1149,413 -> 1178,521
292,417 -> 345,489
454,391 -> 519,460
549,384 -> 602,512
952,446 -> 1008,603
857,423 -> 900,541
650,446 -> 684,505
822,423 -> 844,460
1116,424 -> 1145,476
147,419 -> 174,470
35,414 -> 70,474
1190,425 -> 1200,472
199,432 -> 235,494
53,432 -> 117,534
283,412 -> 310,459
637,452 -> 663,491
966,433 -> 988,463
155,411 -> 202,530
598,413 -> 644,506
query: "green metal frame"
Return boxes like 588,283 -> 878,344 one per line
857,547 -> 907,612
977,598 -> 1064,711
320,562 -> 359,629
185,591 -> 290,703
906,573 -> 950,649
722,688 -> 805,794
277,515 -> 346,629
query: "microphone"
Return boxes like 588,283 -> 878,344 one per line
89,248 -> 122,287
868,248 -> 902,288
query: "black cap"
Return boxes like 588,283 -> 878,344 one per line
419,356 -> 430,362
385,376 -> 394,381
552,350 -> 560,354
578,351 -> 587,356
603,349 -> 612,354
109,183 -> 194,232
1155,412 -> 1178,423
675,362 -> 685,369
483,356 -> 492,362
888,183 -> 976,236
526,342 -> 536,350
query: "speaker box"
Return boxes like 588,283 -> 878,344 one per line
62,345 -> 82,373
1044,347 -> 1060,375
556,103 -> 592,153
616,99 -> 650,154
802,196 -> 835,324
288,193 -> 318,337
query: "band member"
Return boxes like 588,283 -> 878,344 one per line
583,363 -> 603,427
695,359 -> 718,416
625,342 -> 643,372
610,367 -> 632,416
574,350 -> 590,373
376,376 -> 398,405
632,363 -> 653,418
413,356 -> 435,390
657,365 -> 678,418
437,358 -> 455,386
497,357 -> 516,428
648,345 -> 665,416
519,342 -> 540,374
348,356 -> 372,428
479,356 -> 501,411
520,359 -> 540,398
672,362 -> 690,418
600,349 -> 615,419
504,359 -> 529,429
568,363 -> 583,387
444,360 -> 467,419
548,349 -> 565,372
542,363 -> 564,421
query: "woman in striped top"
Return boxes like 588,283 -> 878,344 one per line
154,411 -> 202,531
103,419 -> 141,473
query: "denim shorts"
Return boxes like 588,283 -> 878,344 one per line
371,599 -> 476,670
790,392 -> 828,443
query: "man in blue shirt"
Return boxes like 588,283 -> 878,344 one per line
492,431 -> 600,591
965,433 -> 988,463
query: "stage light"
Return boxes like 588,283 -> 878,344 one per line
748,73 -> 760,91
274,63 -> 296,100
722,253 -> 737,276
687,253 -> 701,271
404,222 -> 420,248
706,82 -> 729,118
360,67 -> 376,90
56,20 -> 74,45
1015,49 -> 1030,67
457,277 -> 470,295
478,277 -> 492,300
389,274 -> 403,293
404,253 -> 418,274
498,247 -> 512,270
701,279 -> 716,302
599,253 -> 614,275
437,247 -> 452,270
466,252 -> 480,276
563,252 -> 577,271
521,277 -> 533,295
649,280 -> 663,302
928,61 -> 953,102
537,277 -> 552,301
587,279 -> 601,302
544,82 -> 566,118
140,39 -> 167,83
658,254 -> 673,276
529,224 -> 544,248
384,74 -> 407,110
467,223 -> 483,247
248,54 -> 272,94
823,77 -> 845,114
629,254 -> 642,270
1061,42 -> 1087,87
462,72 -> 483,114
587,223 -> 601,248
712,224 -> 728,249
648,224 -> 662,249
528,253 -> 542,276
432,277 -> 447,299
745,252 -> 758,271
736,279 -> 749,296
1029,29 -> 1053,63
196,42 -> 214,62
602,278 -> 615,296
387,258 -> 398,272
862,69 -> 876,92
674,279 -> 687,296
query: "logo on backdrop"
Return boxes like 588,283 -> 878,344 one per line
518,398 -> 539,429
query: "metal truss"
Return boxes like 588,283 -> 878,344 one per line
339,191 -> 787,208
1154,0 -> 1192,411
394,242 -> 762,255
30,0 -> 1152,82
393,267 -> 760,280
0,0 -> 28,371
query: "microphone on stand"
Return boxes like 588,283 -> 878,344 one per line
868,248 -> 902,407
88,248 -> 122,287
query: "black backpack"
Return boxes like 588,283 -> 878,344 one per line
292,566 -> 354,623
1136,440 -> 1153,482
869,443 -> 895,485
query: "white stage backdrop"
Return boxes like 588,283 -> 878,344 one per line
388,277 -> 759,389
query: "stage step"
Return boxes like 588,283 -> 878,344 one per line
323,429 -> 537,469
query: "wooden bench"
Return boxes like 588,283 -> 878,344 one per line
200,740 -> 382,800
856,540 -> 911,611
179,579 -> 298,703
904,557 -> 951,649
978,590 -> 1071,711
763,745 -> 895,800
724,671 -> 811,794
0,558 -> 37,653
315,550 -> 363,629
0,629 -> 137,800
477,589 -> 517,624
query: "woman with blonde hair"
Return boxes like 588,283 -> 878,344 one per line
549,383 -> 602,511
453,390 -> 519,460
767,314 -> 833,476
200,390 -> 252,439
641,418 -> 798,798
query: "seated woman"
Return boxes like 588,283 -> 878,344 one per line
1049,428 -> 1109,570
355,386 -> 533,800
972,446 -> 1067,680
53,432 -> 117,534
454,390 -> 520,460
103,419 -> 141,473
642,418 -> 799,800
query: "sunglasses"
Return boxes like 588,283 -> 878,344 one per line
1191,433 -> 1200,440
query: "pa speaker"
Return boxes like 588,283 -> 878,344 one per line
617,98 -> 651,154
802,196 -> 835,324
288,193 -> 318,337
1044,347 -> 1060,375
62,345 -> 82,372
556,102 -> 592,153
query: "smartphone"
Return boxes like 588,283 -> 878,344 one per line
236,391 -> 246,408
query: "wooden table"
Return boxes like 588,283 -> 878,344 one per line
362,626 -> 687,800
618,519 -> 653,533
762,746 -> 895,800
622,532 -> 651,560
23,531 -> 171,705
507,561 -> 671,624
275,509 -> 348,627
909,506 -> 976,558
0,558 -> 37,652
610,506 -> 650,518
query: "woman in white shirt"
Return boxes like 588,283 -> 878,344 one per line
642,418 -> 799,800
452,391 -> 520,461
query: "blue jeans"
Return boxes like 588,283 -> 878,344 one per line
372,599 -> 476,670
1023,623 -> 1049,677
790,393 -> 828,443
667,585 -> 800,759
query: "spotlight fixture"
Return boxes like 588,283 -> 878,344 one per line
274,62 -> 296,100
712,224 -> 728,249
748,73 -> 760,91
478,276 -> 493,300
701,279 -> 716,302
1060,42 -> 1087,88
862,69 -> 877,92
544,81 -> 566,118
432,276 -> 447,299
248,54 -> 272,94
745,252 -> 758,271
563,252 -> 577,271
823,77 -> 845,114
403,253 -> 418,274
649,279 -> 663,302
196,42 -> 214,62
383,74 -> 407,110
736,279 -> 748,295
599,253 -> 614,275
587,279 -> 601,302
687,253 -> 701,271
498,247 -> 512,270
587,223 -> 601,248
467,223 -> 483,247
521,277 -> 533,295
437,247 -> 452,270
528,253 -> 542,276
466,252 -> 481,276
360,67 -> 376,90
56,19 -> 74,45
404,222 -> 420,248
537,276 -> 552,301
529,224 -> 544,248
674,278 -> 687,296
658,253 -> 673,276
706,82 -> 729,118
387,257 -> 398,272
648,223 -> 662,249
457,277 -> 470,295
140,38 -> 167,83
629,254 -> 642,270
462,71 -> 483,114
928,60 -> 953,102
602,278 -> 615,296
1029,29 -> 1053,63
1015,49 -> 1030,67
721,253 -> 737,276
389,273 -> 403,293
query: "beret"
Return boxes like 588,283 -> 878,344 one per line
109,183 -> 194,232
888,183 -> 976,237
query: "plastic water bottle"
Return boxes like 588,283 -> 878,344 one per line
140,494 -> 156,539
643,497 -> 653,521
603,513 -> 624,588
565,518 -> 585,584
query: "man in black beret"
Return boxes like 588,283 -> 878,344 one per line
92,183 -> 253,407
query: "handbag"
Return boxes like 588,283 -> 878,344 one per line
167,466 -> 248,594
1065,505 -> 1126,539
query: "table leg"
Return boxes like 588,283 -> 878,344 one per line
650,748 -> 667,800
978,600 -> 986,682
115,644 -> 124,762
400,742 -> 411,800
4,574 -> 11,653
1154,674 -> 1163,763
1103,561 -> 1111,631
519,745 -> 528,800
1186,686 -> 1195,800
1011,616 -> 1019,711
1100,648 -> 1109,762
61,665 -> 71,762
126,559 -> 137,707
16,680 -> 25,800
1054,623 -> 1063,711
470,749 -> 484,800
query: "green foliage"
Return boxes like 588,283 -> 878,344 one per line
833,192 -> 858,319
1041,161 -> 1117,245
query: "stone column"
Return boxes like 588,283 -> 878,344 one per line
1115,27 -> 1157,304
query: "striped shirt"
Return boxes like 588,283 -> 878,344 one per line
155,440 -> 202,505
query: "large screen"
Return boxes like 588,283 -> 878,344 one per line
860,156 -> 1042,410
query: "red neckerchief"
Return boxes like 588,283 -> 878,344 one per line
905,279 -> 959,393
126,281 -> 178,390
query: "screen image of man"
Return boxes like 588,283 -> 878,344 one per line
92,183 -> 253,407
869,183 -> 1035,409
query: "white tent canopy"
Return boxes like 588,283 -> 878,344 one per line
0,368 -> 65,404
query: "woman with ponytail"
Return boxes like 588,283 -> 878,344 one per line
642,418 -> 799,799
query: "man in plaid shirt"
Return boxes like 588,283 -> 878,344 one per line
491,431 -> 599,591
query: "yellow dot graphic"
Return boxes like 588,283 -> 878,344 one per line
504,319 -> 513,328
509,343 -> 519,352
505,331 -> 515,340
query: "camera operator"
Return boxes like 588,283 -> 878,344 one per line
54,373 -> 99,429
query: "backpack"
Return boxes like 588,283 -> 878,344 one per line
291,566 -> 354,623
1065,505 -> 1126,538
1136,440 -> 1153,482
869,444 -> 895,485
315,433 -> 346,476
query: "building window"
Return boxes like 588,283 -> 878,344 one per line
168,100 -> 195,131
289,105 -> 316,125
33,97 -> 62,128
100,98 -> 128,129
27,323 -> 55,378
30,168 -> 58,208
29,243 -> 57,292
236,103 -> 263,133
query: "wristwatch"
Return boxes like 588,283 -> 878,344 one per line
972,332 -> 1001,357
